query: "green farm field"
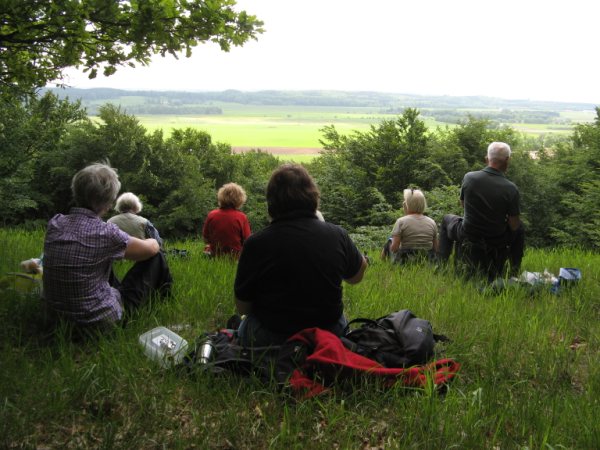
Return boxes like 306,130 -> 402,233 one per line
130,104 -> 443,156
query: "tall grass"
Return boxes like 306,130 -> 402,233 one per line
1,228 -> 598,448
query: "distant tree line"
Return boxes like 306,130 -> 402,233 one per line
85,103 -> 223,116
423,109 -> 571,125
1,92 -> 599,250
383,109 -> 568,125
46,88 -> 595,112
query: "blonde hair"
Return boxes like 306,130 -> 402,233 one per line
217,183 -> 247,209
115,192 -> 143,214
403,188 -> 427,214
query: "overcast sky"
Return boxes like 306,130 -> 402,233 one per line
62,0 -> 600,104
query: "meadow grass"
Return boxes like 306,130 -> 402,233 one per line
1,228 -> 599,449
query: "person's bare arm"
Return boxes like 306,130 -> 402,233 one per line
344,255 -> 368,285
124,237 -> 160,261
507,215 -> 522,232
432,235 -> 439,253
390,235 -> 401,253
235,298 -> 252,315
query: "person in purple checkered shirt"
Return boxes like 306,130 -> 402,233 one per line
43,162 -> 173,331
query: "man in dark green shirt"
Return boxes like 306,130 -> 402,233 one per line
438,142 -> 525,278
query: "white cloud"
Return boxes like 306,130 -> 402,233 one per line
61,0 -> 600,104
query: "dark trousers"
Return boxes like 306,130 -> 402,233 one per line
110,251 -> 173,313
439,214 -> 525,277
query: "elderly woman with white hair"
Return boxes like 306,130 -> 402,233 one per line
43,162 -> 172,333
108,192 -> 163,247
384,188 -> 438,264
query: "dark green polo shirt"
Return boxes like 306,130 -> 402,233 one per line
460,167 -> 520,239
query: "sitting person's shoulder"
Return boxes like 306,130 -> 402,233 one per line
313,218 -> 351,235
423,214 -> 437,225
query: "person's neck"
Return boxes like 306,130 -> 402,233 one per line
271,210 -> 316,222
488,162 -> 507,173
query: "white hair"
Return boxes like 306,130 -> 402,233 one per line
487,142 -> 512,163
115,192 -> 142,214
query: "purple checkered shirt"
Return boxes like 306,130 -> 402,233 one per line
43,207 -> 129,325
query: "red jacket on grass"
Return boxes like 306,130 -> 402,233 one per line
286,328 -> 460,398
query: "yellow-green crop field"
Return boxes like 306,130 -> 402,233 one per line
133,104 -> 445,152
101,104 -> 596,157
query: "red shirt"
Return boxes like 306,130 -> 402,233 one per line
202,208 -> 251,256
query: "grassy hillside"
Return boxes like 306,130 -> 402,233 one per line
1,228 -> 599,448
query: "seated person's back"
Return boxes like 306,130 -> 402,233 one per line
461,168 -> 520,240
438,141 -> 525,277
203,183 -> 251,257
234,164 -> 367,346
44,206 -> 129,325
236,212 -> 363,334
387,188 -> 438,263
108,192 -> 162,245
43,163 -> 172,330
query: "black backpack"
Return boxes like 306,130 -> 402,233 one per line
341,309 -> 449,368
181,330 -> 305,384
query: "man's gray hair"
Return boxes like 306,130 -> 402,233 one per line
487,142 -> 512,163
71,162 -> 121,214
115,192 -> 142,214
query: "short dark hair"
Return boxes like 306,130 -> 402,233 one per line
267,164 -> 320,219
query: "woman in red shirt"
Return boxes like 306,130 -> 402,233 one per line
202,183 -> 251,258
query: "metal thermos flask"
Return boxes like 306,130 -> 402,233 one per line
199,339 -> 214,364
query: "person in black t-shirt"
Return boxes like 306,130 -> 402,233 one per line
234,164 -> 368,347
438,142 -> 525,277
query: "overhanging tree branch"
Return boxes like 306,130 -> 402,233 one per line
0,0 -> 263,97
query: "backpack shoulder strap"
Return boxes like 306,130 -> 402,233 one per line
343,318 -> 383,335
433,333 -> 451,343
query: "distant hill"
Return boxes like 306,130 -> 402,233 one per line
44,87 -> 596,112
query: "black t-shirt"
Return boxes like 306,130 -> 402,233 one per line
234,211 -> 364,334
461,167 -> 520,239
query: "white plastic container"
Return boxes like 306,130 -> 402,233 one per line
139,326 -> 189,368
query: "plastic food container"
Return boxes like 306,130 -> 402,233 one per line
139,326 -> 189,368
